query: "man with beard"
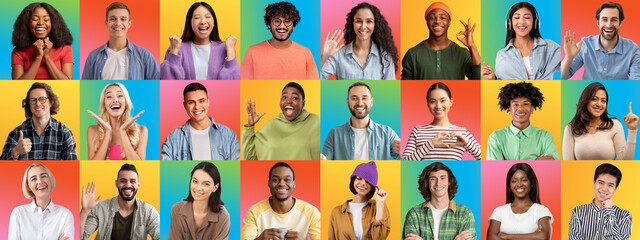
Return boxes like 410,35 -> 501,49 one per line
240,162 -> 321,240
561,2 -> 640,80
322,82 -> 401,160
80,163 -> 159,240
240,1 -> 319,80
401,2 -> 481,80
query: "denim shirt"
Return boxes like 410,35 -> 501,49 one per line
565,34 -> 640,80
321,42 -> 396,80
322,119 -> 400,160
82,40 -> 160,80
161,116 -> 240,160
495,38 -> 560,80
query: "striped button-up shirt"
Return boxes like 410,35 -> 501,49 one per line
568,200 -> 632,240
1,117 -> 77,160
403,200 -> 476,240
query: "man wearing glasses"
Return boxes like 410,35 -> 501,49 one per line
1,82 -> 78,160
241,1 -> 319,80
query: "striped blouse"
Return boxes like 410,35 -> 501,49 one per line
402,125 -> 481,160
568,201 -> 632,240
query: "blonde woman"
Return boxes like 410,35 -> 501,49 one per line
87,82 -> 147,160
8,163 -> 74,240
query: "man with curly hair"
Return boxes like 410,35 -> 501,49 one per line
1,82 -> 77,160
403,162 -> 476,240
487,81 -> 559,160
241,1 -> 319,80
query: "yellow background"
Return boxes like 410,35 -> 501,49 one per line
320,161 -> 401,240
159,0 -> 241,61
400,0 -> 482,79
561,161 -> 640,240
0,80 -> 80,157
480,80 -> 562,160
79,160 -> 160,240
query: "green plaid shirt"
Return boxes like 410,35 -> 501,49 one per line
403,200 -> 476,240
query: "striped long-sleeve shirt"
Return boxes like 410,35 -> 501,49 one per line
568,201 -> 632,240
402,125 -> 481,160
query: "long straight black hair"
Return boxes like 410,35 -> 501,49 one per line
181,2 -> 221,42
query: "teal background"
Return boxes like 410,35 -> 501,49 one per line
1,0 -> 81,79
481,0 -> 561,79
79,80 -> 160,160
561,80 -> 640,160
159,161 -> 241,240
240,0 -> 321,71
400,160 -> 482,239
320,80 -> 401,157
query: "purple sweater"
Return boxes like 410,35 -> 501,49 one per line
160,40 -> 240,80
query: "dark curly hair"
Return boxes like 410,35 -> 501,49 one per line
181,2 -> 221,42
497,81 -> 544,112
22,82 -> 60,119
12,2 -> 73,50
264,1 -> 300,28
506,163 -> 541,204
418,162 -> 457,201
344,2 -> 398,77
568,82 -> 615,136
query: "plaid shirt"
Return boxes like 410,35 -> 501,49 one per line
403,200 -> 476,240
1,117 -> 77,160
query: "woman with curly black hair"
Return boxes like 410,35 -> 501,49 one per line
321,2 -> 398,80
11,2 -> 74,80
563,82 -> 638,160
487,81 -> 559,160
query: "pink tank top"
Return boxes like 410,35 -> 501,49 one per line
109,145 -> 127,160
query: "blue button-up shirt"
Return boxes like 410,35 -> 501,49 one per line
82,40 -> 160,80
495,38 -> 560,80
321,42 -> 396,80
565,35 -> 640,80
161,116 -> 240,160
322,119 -> 400,160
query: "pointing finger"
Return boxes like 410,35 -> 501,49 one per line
629,102 -> 633,114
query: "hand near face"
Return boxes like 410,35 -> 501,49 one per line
454,230 -> 473,240
256,228 -> 283,240
322,30 -> 345,60
32,39 -> 45,57
481,62 -> 496,80
375,187 -> 388,203
536,153 -> 556,160
225,35 -> 237,50
43,37 -> 53,56
404,233 -> 424,240
623,102 -> 638,131
12,130 -> 32,157
456,19 -> 476,48
393,139 -> 401,154
87,110 -> 112,132
81,181 -> 102,211
120,110 -> 144,132
603,198 -> 614,208
564,30 -> 583,59
285,230 -> 304,240
169,34 -> 182,55
246,98 -> 265,128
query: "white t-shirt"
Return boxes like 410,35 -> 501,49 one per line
352,127 -> 369,160
191,42 -> 211,80
431,206 -> 448,240
348,202 -> 366,240
102,47 -> 129,80
190,125 -> 212,160
489,203 -> 553,234
522,56 -> 533,80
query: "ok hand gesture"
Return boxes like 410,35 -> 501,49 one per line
456,18 -> 477,48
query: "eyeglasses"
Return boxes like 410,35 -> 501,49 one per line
29,96 -> 48,105
271,18 -> 293,27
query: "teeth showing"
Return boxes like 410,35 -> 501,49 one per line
36,27 -> 46,31
285,106 -> 293,109
277,188 -> 287,193
516,113 -> 526,116
111,105 -> 121,110
433,26 -> 443,30
518,27 -> 526,30
277,29 -> 287,33
37,186 -> 46,190
516,188 -> 525,193
113,27 -> 123,31
194,111 -> 203,114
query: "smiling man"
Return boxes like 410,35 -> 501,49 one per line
240,1 -> 319,80
82,2 -> 160,80
568,163 -> 631,240
403,162 -> 476,240
561,2 -> 640,80
1,82 -> 77,160
401,1 -> 481,80
241,162 -> 321,240
486,81 -> 559,160
161,82 -> 240,160
322,82 -> 401,160
80,163 -> 159,240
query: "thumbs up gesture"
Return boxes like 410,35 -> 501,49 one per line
623,102 -> 638,131
12,130 -> 32,159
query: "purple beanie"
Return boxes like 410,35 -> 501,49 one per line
350,161 -> 378,188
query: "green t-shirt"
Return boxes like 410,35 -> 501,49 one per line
401,40 -> 480,80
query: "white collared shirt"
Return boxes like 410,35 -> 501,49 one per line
8,200 -> 74,240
